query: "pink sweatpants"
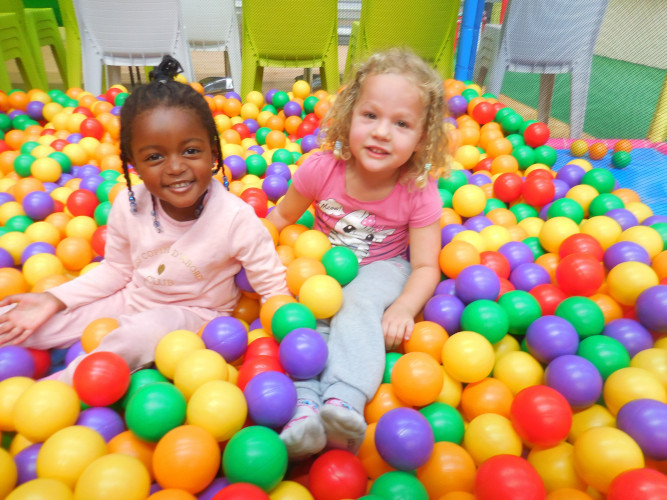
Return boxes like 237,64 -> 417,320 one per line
11,292 -> 208,384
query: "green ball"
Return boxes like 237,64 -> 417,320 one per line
438,170 -> 468,194
291,151 -> 302,164
419,401 -> 465,444
93,201 -> 112,225
296,209 -> 314,229
506,133 -> 525,149
4,215 -> 33,232
588,193 -> 624,217
577,335 -> 630,380
499,112 -> 524,134
484,198 -> 507,214
119,368 -> 168,409
261,104 -> 277,114
438,188 -> 453,208
13,153 -> 35,177
611,151 -> 631,169
222,425 -> 287,492
509,203 -> 538,222
48,89 -> 69,106
523,236 -> 546,260
511,144 -> 536,169
20,141 -> 39,155
519,119 -> 538,135
547,198 -> 585,224
534,145 -> 557,166
497,290 -> 542,335
245,154 -> 267,176
95,180 -> 117,203
48,151 -> 72,173
255,126 -> 271,145
581,168 -> 615,194
494,107 -> 515,122
271,302 -> 316,342
12,115 -> 34,131
114,92 -> 129,107
650,222 -> 667,251
461,88 -> 479,102
303,95 -> 319,114
271,148 -> 293,165
555,296 -> 605,338
100,169 -> 119,181
383,352 -> 402,383
321,246 -> 359,286
124,382 -> 186,442
461,299 -> 509,344
370,471 -> 428,500
271,91 -> 290,109
0,113 -> 11,132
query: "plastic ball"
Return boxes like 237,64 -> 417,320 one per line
527,441 -> 586,493
510,385 -> 572,448
603,366 -> 666,416
172,349 -> 228,400
460,299 -> 509,344
474,455 -> 546,500
441,331 -> 494,383
463,413 -> 522,465
200,316 -> 247,363
439,240 -> 480,279
539,216 -> 580,253
554,296 -> 605,338
587,142 -> 608,161
5,478 -> 74,500
293,229 -> 331,260
577,335 -> 630,380
616,399 -> 667,461
607,467 -> 667,500
611,150 -> 631,168
320,246 -> 358,286
0,346 -> 36,381
153,330 -> 206,380
298,274 -> 343,319
555,252 -> 605,297
403,321 -> 448,362
497,289 -> 542,335
604,241 -> 651,269
186,380 -> 247,442
369,471 -> 428,500
391,352 -> 444,407
278,327 -> 328,379
119,368 -> 168,409
635,285 -> 667,333
460,377 -> 513,421
607,261 -> 659,306
222,426 -> 287,492
80,317 -> 119,353
493,351 -> 544,395
523,122 -> 550,148
308,450 -> 367,500
570,140 -> 588,157
72,351 -> 130,406
419,401 -> 465,444
243,371 -> 296,428
75,406 -> 125,442
416,442 -> 475,499
124,382 -> 186,442
454,264 -> 500,303
545,354 -> 602,408
375,407 -> 434,471
525,315 -> 579,363
12,442 -> 40,486
73,453 -> 151,500
270,302 -> 316,342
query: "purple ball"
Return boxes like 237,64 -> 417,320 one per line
67,133 -> 83,143
616,399 -> 667,461
555,163 -> 585,187
201,316 -> 248,362
447,95 -> 468,117
509,262 -> 551,291
498,241 -> 534,270
454,264 -> 500,303
545,354 -> 603,408
198,477 -> 231,500
224,91 -> 241,101
469,173 -> 491,186
602,318 -> 654,357
440,223 -> 466,247
605,208 -> 638,230
0,247 -> 14,268
249,318 -> 262,331
635,285 -> 667,334
21,241 -> 56,265
603,241 -> 651,269
25,101 -> 45,120
78,164 -> 101,177
0,192 -> 15,205
65,340 -> 86,366
375,407 -> 434,470
79,174 -> 104,193
14,443 -> 41,485
300,134 -> 320,153
642,215 -> 667,225
234,268 -> 255,293
248,145 -> 264,155
434,279 -> 457,296
278,327 -> 328,379
110,106 -> 122,116
262,174 -> 289,202
58,173 -> 75,186
0,346 -> 36,381
21,190 -> 55,220
538,202 -> 552,221
283,101 -> 302,117
8,110 -> 25,120
552,179 -> 569,200
43,182 -> 58,193
525,315 -> 579,363
76,406 -> 125,442
463,215 -> 493,232
265,162 -> 292,181
423,294 -> 464,334
243,118 -> 259,134
243,371 -> 297,428
265,89 -> 278,104
223,155 -> 246,180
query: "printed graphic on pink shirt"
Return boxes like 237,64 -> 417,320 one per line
318,198 -> 395,261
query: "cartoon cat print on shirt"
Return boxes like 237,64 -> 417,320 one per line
319,198 -> 395,261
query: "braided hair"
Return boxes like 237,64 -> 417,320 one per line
119,55 -> 225,213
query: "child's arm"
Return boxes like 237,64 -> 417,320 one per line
266,184 -> 314,233
381,221 -> 441,350
0,292 -> 65,346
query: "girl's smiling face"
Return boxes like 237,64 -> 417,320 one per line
128,106 -> 216,221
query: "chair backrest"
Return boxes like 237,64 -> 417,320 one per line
353,0 -> 460,69
499,0 -> 609,70
242,0 -> 337,62
181,0 -> 237,49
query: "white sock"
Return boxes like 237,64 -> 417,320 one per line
279,398 -> 326,459
320,398 -> 367,454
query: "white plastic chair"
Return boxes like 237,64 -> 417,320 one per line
73,0 -> 194,95
475,0 -> 609,138
180,0 -> 241,90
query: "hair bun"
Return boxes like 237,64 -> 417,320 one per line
149,55 -> 184,83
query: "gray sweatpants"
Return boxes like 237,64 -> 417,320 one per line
295,256 -> 411,413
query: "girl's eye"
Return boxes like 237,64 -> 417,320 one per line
364,112 -> 376,119
184,147 -> 200,155
397,121 -> 408,128
144,153 -> 162,162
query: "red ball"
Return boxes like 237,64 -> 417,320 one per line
493,172 -> 523,203
72,351 -> 131,406
509,385 -> 572,448
73,106 -> 94,118
529,283 -> 567,316
296,121 -> 317,138
79,118 -> 105,140
607,468 -> 667,500
480,251 -> 511,279
231,123 -> 251,140
245,336 -> 280,360
66,189 -> 99,217
472,102 -> 496,125
308,450 -> 367,500
475,455 -> 546,500
212,483 -> 270,500
26,348 -> 51,378
235,354 -> 285,391
303,113 -> 320,124
0,140 -> 11,154
521,175 -> 555,207
555,252 -> 605,297
50,139 -> 69,151
473,157 -> 494,172
558,233 -> 604,261
91,225 -> 107,257
240,187 -> 268,218
105,87 -> 123,103
498,277 -> 515,296
523,122 -> 550,148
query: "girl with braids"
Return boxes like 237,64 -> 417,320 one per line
0,56 -> 288,382
267,48 -> 449,458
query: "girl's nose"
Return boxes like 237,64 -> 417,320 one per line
373,120 -> 391,139
165,155 -> 186,173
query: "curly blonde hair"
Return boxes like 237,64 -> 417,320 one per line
320,47 -> 449,188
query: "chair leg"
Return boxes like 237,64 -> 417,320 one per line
320,44 -> 340,93
0,53 -> 12,92
537,74 -> 555,125
484,50 -> 506,97
343,21 -> 359,82
570,65 -> 593,139
647,73 -> 667,143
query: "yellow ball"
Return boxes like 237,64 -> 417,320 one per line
631,348 -> 667,388
293,229 -> 331,260
61,143 -> 88,166
22,253 -> 65,287
292,80 -> 311,100
493,334 -> 521,362
13,380 -> 80,442
77,137 -> 100,157
173,349 -> 228,400
580,215 -> 622,250
452,184 -> 486,218
606,261 -> 659,306
517,217 -> 544,238
566,158 -> 592,172
0,377 -> 34,432
0,201 -> 26,225
298,274 -> 343,319
42,102 -> 64,121
441,331 -> 494,383
30,145 -> 56,159
186,380 -> 247,442
565,184 -> 598,216
240,102 -> 260,120
624,201 -> 653,223
0,447 -> 17,499
270,480 -> 314,500
50,187 -> 73,205
527,441 -> 587,492
573,426 -> 644,494
479,224 -> 512,252
569,139 -> 588,157
73,454 -> 151,500
245,90 -> 265,108
24,221 -> 61,247
65,215 -> 98,241
154,330 -> 205,380
452,229 -> 487,253
0,232 -> 32,265
492,350 -> 544,395
435,366 -> 463,408
463,413 -> 522,466
453,144 -> 481,169
603,366 -> 666,415
538,216 -> 580,253
617,225 -> 663,259
6,478 -> 74,500
567,404 -> 615,444
36,425 -> 108,488
214,114 -> 232,133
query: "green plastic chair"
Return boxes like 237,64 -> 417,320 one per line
24,5 -> 68,87
241,0 -> 340,98
55,0 -> 81,89
0,11 -> 48,90
344,0 -> 461,82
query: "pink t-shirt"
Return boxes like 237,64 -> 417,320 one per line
292,151 -> 442,265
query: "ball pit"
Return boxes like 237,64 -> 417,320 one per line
0,75 -> 665,500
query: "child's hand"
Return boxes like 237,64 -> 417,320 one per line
381,302 -> 415,351
0,292 -> 65,346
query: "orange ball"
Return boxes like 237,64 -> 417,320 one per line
232,295 -> 260,325
403,321 -> 449,363
278,224 -> 309,247
285,256 -> 326,295
490,154 -> 520,175
460,377 -> 514,421
148,490 -> 197,500
265,130 -> 287,149
56,236 -> 93,271
416,442 -> 476,499
358,422 -> 395,479
107,430 -> 156,480
222,98 -> 241,117
391,351 -> 444,407
588,142 -> 608,160
439,240 -> 480,279
613,139 -> 633,153
313,99 -> 332,119
265,114 -> 285,132
364,383 -> 405,424
485,137 -> 513,158
0,267 -> 29,298
8,91 -> 29,111
12,177 -> 45,203
259,294 -> 297,335
81,317 -> 120,352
